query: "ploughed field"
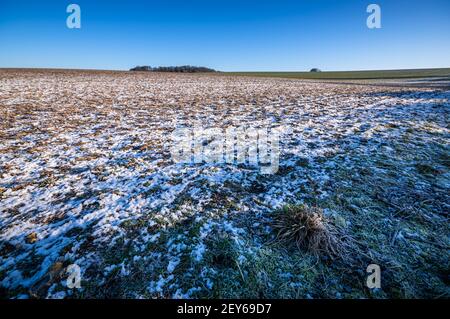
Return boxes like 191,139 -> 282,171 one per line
0,69 -> 448,298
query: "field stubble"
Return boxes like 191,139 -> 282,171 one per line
0,69 -> 448,299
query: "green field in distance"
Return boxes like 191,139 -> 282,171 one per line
226,68 -> 450,80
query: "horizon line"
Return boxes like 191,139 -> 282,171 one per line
1,66 -> 450,73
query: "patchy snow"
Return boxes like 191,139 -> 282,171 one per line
0,69 -> 448,298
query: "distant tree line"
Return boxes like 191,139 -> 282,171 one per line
130,65 -> 217,73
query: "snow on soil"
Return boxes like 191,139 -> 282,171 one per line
0,70 -> 448,298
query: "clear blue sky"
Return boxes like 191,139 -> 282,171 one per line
0,0 -> 449,71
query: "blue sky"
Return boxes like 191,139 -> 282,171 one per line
0,0 -> 449,71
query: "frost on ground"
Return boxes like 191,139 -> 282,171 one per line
0,69 -> 448,298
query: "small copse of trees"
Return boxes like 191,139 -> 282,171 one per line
130,65 -> 217,73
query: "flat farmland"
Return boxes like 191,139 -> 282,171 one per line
227,68 -> 450,80
0,69 -> 448,298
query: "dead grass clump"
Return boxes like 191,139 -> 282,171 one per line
272,204 -> 347,259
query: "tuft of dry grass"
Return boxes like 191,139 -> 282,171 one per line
271,204 -> 349,259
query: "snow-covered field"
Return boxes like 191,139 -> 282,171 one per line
0,69 -> 449,298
